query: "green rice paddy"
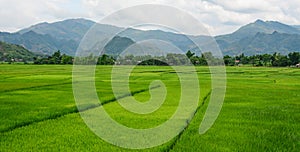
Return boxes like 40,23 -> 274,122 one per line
0,65 -> 299,151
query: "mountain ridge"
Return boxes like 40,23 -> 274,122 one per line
0,18 -> 300,56
215,19 -> 300,44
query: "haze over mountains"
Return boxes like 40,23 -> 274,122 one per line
0,18 -> 300,56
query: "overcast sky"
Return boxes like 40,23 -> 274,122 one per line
0,0 -> 300,35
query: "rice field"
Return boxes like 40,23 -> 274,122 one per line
0,65 -> 299,151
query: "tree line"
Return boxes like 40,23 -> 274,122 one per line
223,52 -> 300,67
33,50 -> 73,64
33,50 -> 300,67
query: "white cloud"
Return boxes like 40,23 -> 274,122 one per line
209,0 -> 275,13
0,0 -> 300,35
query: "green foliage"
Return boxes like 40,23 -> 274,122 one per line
34,50 -> 73,64
32,50 -> 299,67
97,54 -> 115,65
223,55 -> 235,66
185,50 -> 195,59
115,52 -> 220,66
0,41 -> 35,62
271,53 -> 291,67
61,54 -> 73,64
75,51 -> 300,67
225,52 -> 299,67
288,52 -> 300,65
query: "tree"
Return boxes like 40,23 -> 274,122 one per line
272,53 -> 290,67
186,50 -> 195,59
190,56 -> 200,65
34,50 -> 73,64
52,50 -> 61,64
223,55 -> 234,66
261,54 -> 272,66
288,52 -> 300,65
61,54 -> 73,64
166,53 -> 177,65
198,54 -> 208,65
97,54 -> 115,65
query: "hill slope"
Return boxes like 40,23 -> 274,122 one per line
222,31 -> 300,55
104,36 -> 135,55
0,41 -> 35,61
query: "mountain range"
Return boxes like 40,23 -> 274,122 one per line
215,19 -> 300,55
0,18 -> 300,56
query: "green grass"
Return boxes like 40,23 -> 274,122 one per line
0,65 -> 76,132
0,65 -> 299,151
170,67 -> 300,151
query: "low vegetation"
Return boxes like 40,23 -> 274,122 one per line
30,50 -> 300,67
0,65 -> 299,151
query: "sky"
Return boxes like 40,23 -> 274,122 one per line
0,0 -> 300,35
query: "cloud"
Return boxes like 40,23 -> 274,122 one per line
0,0 -> 299,35
0,0 -> 41,31
0,0 -> 91,31
208,0 -> 274,13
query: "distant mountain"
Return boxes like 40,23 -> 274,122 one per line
119,28 -> 202,55
216,19 -> 300,43
221,31 -> 300,55
0,18 -> 300,56
104,36 -> 135,55
0,41 -> 35,61
0,19 -> 126,55
216,19 -> 300,55
0,18 -> 200,56
0,30 -> 78,55
18,18 -> 95,42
